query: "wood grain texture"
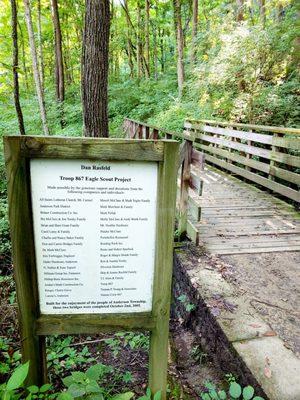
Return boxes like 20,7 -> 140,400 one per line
36,313 -> 155,335
149,141 -> 179,399
6,136 -> 168,161
3,137 -> 46,386
185,119 -> 300,135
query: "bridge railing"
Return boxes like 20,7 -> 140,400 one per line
123,118 -> 203,244
123,117 -> 300,242
185,119 -> 300,204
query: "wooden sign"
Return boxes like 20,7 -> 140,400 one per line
4,136 -> 179,399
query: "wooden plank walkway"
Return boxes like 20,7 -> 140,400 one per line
189,165 -> 300,255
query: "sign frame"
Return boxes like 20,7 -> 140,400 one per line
4,136 -> 179,399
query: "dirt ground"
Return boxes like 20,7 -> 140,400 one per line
220,251 -> 300,358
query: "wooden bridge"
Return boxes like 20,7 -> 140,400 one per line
123,118 -> 300,255
123,118 -> 300,400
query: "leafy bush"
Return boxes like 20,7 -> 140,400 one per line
0,362 -> 162,400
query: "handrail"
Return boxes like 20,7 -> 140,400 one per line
185,119 -> 300,203
187,119 -> 300,135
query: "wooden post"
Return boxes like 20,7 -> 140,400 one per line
145,126 -> 150,139
153,128 -> 159,140
178,140 -> 192,238
138,124 -> 143,139
149,141 -> 179,399
4,138 -> 46,385
269,132 -> 279,181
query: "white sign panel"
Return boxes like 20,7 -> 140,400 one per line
30,159 -> 158,314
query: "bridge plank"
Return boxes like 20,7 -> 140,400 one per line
204,154 -> 300,202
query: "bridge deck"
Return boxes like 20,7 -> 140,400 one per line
191,165 -> 300,255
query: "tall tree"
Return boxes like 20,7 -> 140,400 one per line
82,0 -> 110,137
173,0 -> 185,98
37,0 -> 44,91
23,0 -> 49,135
50,0 -> 65,124
11,0 -> 25,135
145,0 -> 150,77
136,0 -> 143,78
190,0 -> 198,65
236,0 -> 244,22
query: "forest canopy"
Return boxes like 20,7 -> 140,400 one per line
0,0 -> 299,139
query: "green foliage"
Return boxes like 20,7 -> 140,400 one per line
0,337 -> 21,376
46,337 -> 95,376
0,363 -> 162,400
200,381 -> 265,400
0,361 -> 29,400
177,294 -> 196,312
104,332 -> 149,358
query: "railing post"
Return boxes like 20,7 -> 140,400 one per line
246,129 -> 252,171
138,124 -> 143,139
153,129 -> 159,140
269,132 -> 279,181
145,126 -> 150,139
178,140 -> 193,238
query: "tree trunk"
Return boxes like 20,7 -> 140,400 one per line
17,21 -> 29,90
23,0 -> 49,135
50,0 -> 65,103
145,0 -> 150,77
82,0 -> 110,137
136,1 -> 143,78
190,0 -> 198,65
259,0 -> 265,27
173,0 -> 185,98
236,0 -> 244,22
37,0 -> 44,91
11,0 -> 25,135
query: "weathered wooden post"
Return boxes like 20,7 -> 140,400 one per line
178,139 -> 193,238
4,136 -> 179,399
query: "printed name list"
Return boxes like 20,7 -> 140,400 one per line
30,159 -> 158,314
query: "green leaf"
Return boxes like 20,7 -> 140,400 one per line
39,384 -> 52,393
67,383 -> 86,398
86,364 -> 105,381
218,390 -> 227,400
27,386 -> 39,394
85,382 -> 101,394
71,372 -> 86,383
110,393 -> 134,400
243,386 -> 254,400
253,397 -> 265,400
85,395 -> 104,400
6,361 -> 30,391
62,376 -> 74,388
153,391 -> 162,400
201,394 -> 211,400
57,392 -> 74,400
229,382 -> 242,399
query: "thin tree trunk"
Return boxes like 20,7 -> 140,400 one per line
50,0 -> 65,103
82,0 -> 110,137
190,0 -> 198,65
259,0 -> 265,27
37,0 -> 44,91
136,1 -> 142,78
11,0 -> 25,135
17,21 -> 29,90
145,0 -> 150,77
23,0 -> 49,135
173,0 -> 185,98
236,0 -> 244,22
